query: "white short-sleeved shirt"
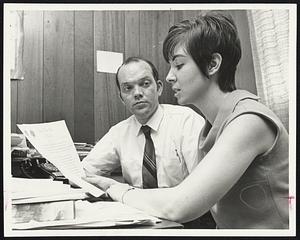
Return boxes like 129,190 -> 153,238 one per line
82,104 -> 205,188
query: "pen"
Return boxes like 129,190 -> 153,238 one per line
175,149 -> 182,163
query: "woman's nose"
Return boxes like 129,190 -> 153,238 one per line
166,69 -> 176,83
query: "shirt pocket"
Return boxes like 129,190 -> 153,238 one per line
159,140 -> 188,187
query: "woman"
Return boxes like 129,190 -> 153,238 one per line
84,11 -> 289,229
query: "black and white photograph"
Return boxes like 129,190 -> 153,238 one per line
3,2 -> 296,238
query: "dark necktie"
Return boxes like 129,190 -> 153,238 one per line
141,125 -> 158,188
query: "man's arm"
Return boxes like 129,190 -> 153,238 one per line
81,128 -> 121,177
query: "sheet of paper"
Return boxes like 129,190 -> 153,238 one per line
75,201 -> 160,223
11,178 -> 70,199
17,120 -> 104,197
96,50 -> 123,73
12,192 -> 88,204
12,218 -> 152,230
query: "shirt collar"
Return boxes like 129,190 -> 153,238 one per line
133,104 -> 164,136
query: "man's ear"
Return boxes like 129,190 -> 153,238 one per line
156,80 -> 163,96
208,53 -> 222,76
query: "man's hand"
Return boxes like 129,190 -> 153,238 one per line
83,175 -> 118,191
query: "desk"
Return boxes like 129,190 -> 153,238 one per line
77,199 -> 183,229
10,174 -> 183,230
130,219 -> 183,229
8,220 -> 182,238
11,198 -> 182,230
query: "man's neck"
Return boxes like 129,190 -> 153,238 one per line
136,105 -> 160,125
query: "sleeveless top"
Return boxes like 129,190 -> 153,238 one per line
199,90 -> 289,229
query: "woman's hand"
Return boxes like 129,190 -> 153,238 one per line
83,175 -> 118,191
83,175 -> 136,203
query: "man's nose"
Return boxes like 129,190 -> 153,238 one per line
166,69 -> 176,84
133,86 -> 143,98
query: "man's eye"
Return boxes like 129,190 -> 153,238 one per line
122,86 -> 132,91
143,81 -> 150,87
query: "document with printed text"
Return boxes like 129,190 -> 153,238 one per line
17,120 -> 104,197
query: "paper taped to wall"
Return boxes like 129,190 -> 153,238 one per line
96,50 -> 123,74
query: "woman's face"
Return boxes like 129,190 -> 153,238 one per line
166,46 -> 209,105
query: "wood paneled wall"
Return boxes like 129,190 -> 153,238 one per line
10,10 -> 256,143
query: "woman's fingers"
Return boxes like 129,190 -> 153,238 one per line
83,175 -> 117,191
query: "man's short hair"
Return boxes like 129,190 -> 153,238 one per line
162,11 -> 241,92
115,57 -> 159,91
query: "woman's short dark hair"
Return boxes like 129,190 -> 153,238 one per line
115,57 -> 159,90
163,11 -> 241,92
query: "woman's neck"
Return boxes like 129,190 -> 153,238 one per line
193,87 -> 230,125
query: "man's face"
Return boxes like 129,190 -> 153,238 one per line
118,61 -> 163,124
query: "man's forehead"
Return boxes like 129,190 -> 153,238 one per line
118,61 -> 153,83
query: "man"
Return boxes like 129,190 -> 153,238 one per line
82,57 -> 205,189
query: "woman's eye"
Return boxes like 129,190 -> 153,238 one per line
176,64 -> 183,70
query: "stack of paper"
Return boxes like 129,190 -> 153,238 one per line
10,177 -> 89,224
12,200 -> 161,229
74,142 -> 93,160
11,177 -> 88,204
12,200 -> 75,224
11,120 -> 161,230
75,201 -> 161,225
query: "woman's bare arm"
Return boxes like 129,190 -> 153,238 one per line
85,114 -> 276,223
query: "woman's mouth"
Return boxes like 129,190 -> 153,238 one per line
172,88 -> 181,98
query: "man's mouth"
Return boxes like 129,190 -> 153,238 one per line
133,101 -> 147,107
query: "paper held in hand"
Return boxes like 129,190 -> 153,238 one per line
17,120 -> 104,197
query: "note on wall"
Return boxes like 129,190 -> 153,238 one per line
96,50 -> 123,74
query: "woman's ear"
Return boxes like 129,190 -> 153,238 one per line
208,53 -> 222,76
